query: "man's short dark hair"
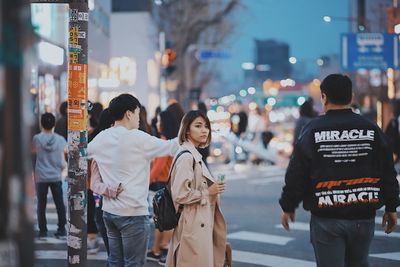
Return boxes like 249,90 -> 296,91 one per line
320,74 -> 352,105
109,94 -> 141,121
41,112 -> 56,130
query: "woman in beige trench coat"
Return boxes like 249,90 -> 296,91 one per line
166,110 -> 227,267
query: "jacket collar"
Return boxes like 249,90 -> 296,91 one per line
181,141 -> 203,163
181,141 -> 215,182
326,108 -> 353,115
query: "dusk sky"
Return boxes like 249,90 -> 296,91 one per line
219,0 -> 350,88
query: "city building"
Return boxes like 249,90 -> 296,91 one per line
30,0 -> 112,116
31,3 -> 69,116
348,0 -> 398,126
109,0 -> 160,116
254,39 -> 291,82
87,0 -> 112,103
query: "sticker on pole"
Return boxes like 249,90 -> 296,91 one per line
68,64 -> 87,131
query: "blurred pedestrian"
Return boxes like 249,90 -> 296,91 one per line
247,107 -> 268,164
32,113 -> 67,238
279,74 -> 400,267
385,98 -> 400,164
85,103 -> 105,254
54,101 -> 67,141
90,159 -> 122,256
166,102 -> 185,125
89,102 -> 104,135
229,100 -> 248,164
197,102 -> 210,165
139,106 -> 152,134
147,110 -> 179,265
87,108 -> 115,255
151,106 -> 161,137
166,110 -> 227,267
88,94 -> 179,267
293,98 -> 317,144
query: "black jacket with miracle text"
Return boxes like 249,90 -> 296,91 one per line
279,109 -> 400,219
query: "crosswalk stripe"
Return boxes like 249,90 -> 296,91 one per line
248,176 -> 283,185
232,250 -> 315,267
274,222 -> 400,238
275,222 -> 309,231
227,171 -> 284,181
35,250 -> 107,260
370,252 -> 400,261
34,224 -> 58,231
35,237 -> 67,244
228,231 -> 293,245
375,216 -> 383,224
34,213 -> 59,220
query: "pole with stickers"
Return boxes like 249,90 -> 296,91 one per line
66,1 -> 89,266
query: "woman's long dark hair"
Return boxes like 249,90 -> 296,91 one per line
89,108 -> 114,142
139,106 -> 152,134
159,110 -> 179,140
166,102 -> 185,125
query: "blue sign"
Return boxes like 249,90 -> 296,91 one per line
196,49 -> 231,61
341,33 -> 399,70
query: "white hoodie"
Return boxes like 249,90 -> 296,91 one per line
88,126 -> 179,216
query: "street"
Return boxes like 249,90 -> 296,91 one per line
34,163 -> 400,267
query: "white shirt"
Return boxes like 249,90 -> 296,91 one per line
88,126 -> 179,216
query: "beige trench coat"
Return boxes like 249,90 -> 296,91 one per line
166,142 -> 227,267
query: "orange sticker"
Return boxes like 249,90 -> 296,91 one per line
68,117 -> 87,131
68,63 -> 88,131
68,64 -> 87,99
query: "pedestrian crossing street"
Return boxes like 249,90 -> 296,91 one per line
33,165 -> 400,267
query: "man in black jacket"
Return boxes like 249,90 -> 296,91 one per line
279,74 -> 400,267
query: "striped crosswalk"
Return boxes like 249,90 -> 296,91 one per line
274,221 -> 400,238
33,165 -> 400,267
228,231 -> 293,245
232,250 -> 315,267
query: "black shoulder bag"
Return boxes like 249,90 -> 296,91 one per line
152,150 -> 195,232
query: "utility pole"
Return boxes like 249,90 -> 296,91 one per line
31,0 -> 89,266
357,0 -> 366,31
0,0 -> 35,266
66,1 -> 89,265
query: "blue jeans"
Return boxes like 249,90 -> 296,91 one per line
310,215 -> 375,267
36,181 -> 66,233
103,212 -> 150,267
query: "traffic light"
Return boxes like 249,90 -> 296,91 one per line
161,48 -> 177,76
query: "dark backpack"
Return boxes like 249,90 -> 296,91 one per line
153,150 -> 195,232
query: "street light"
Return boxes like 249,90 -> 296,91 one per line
323,16 -> 332,23
289,57 -> 297,64
395,23 -> 400,34
323,15 -> 367,32
242,62 -> 255,70
323,15 -> 358,22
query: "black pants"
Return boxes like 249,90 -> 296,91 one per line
87,189 -> 98,234
94,197 -> 109,254
310,215 -> 375,267
36,181 -> 66,233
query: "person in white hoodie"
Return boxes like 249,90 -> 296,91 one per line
88,94 -> 179,267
